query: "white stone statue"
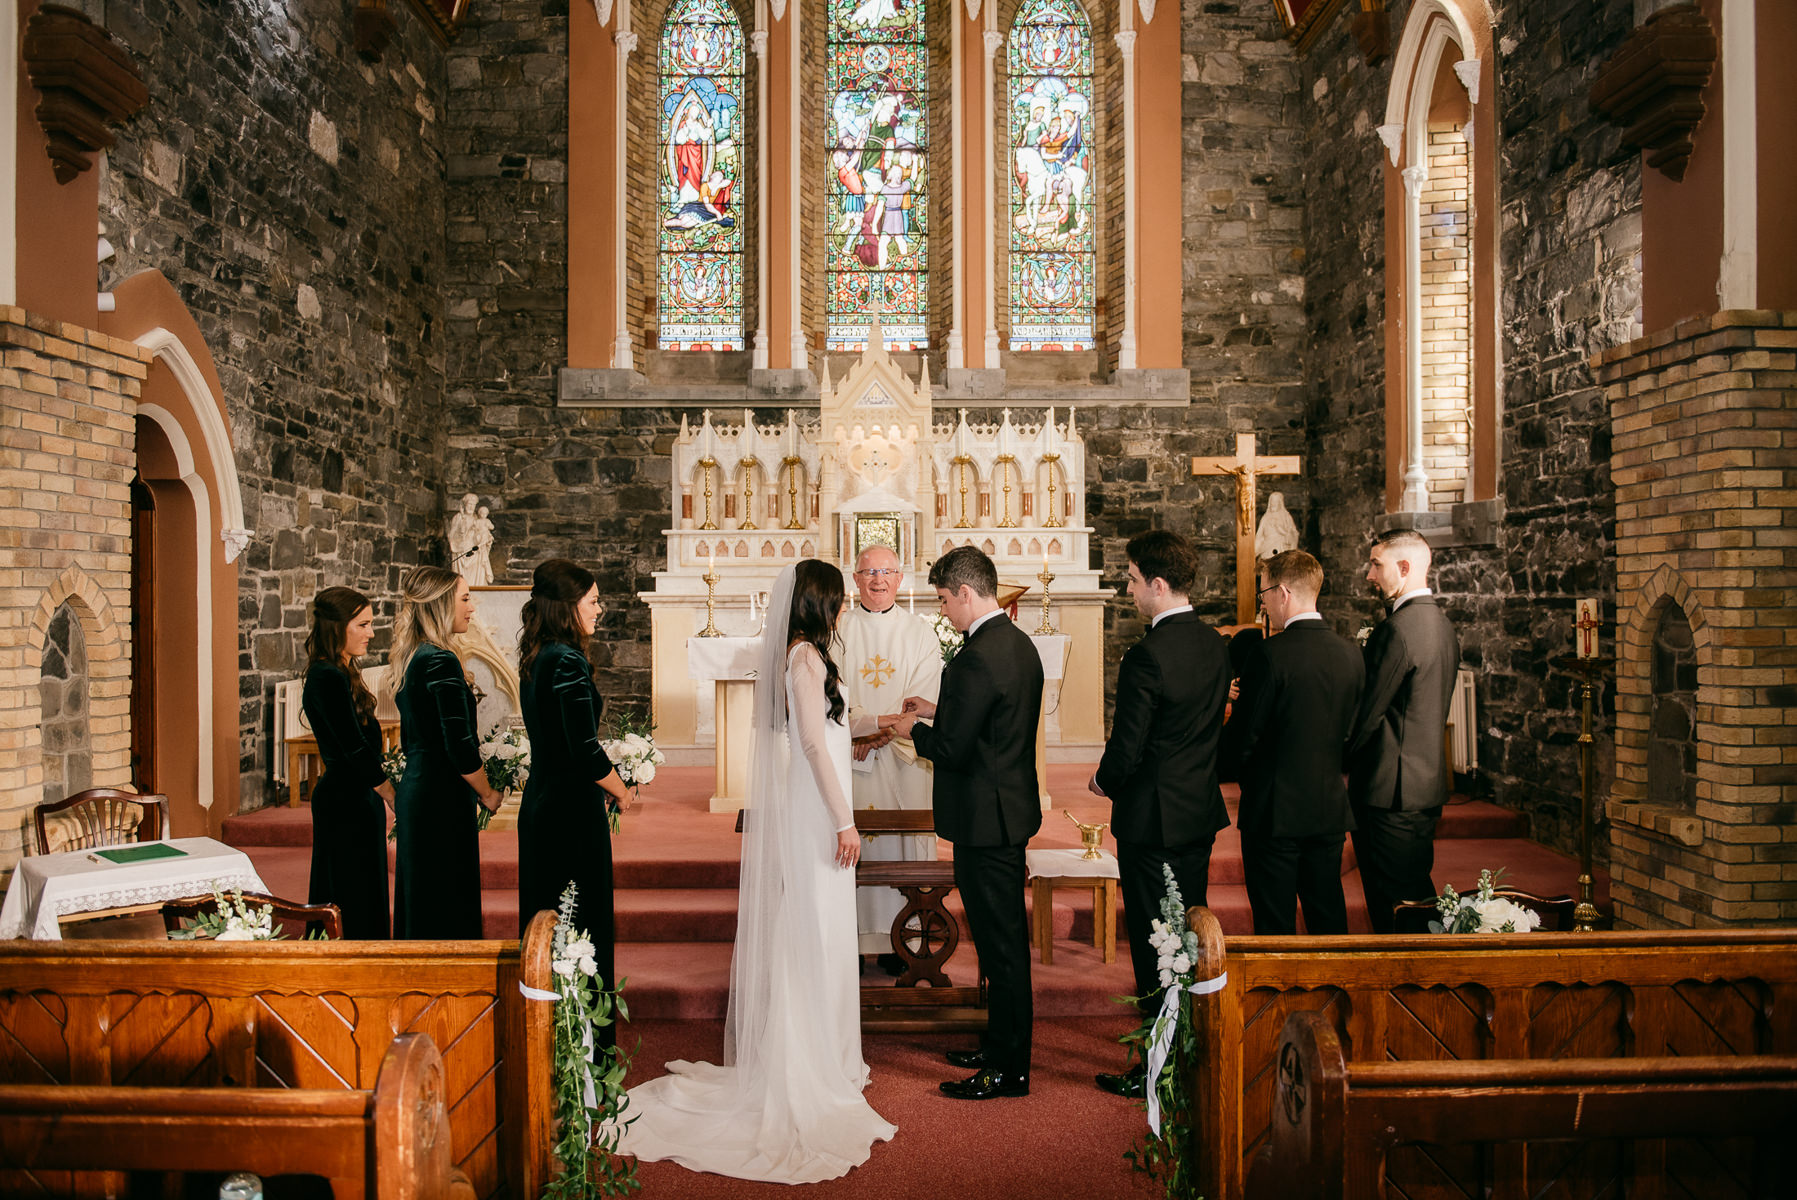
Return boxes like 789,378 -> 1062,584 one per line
1255,491 -> 1300,561
448,493 -> 495,586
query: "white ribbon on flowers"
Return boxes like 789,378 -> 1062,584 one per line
518,980 -> 600,1109
1145,971 -> 1227,1135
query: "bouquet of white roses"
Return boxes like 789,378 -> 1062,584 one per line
601,708 -> 664,833
480,725 -> 531,794
166,886 -> 327,941
381,745 -> 406,784
929,612 -> 964,664
1432,867 -> 1542,934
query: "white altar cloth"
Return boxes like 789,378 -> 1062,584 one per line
0,837 -> 268,940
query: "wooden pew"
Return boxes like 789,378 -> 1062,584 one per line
1178,907 -> 1797,1200
1249,1011 -> 1797,1199
0,1032 -> 475,1200
0,910 -> 563,1199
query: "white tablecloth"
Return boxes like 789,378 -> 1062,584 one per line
687,636 -> 762,681
1026,846 -> 1119,880
0,837 -> 268,940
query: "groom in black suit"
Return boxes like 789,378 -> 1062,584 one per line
1222,550 -> 1365,936
1088,530 -> 1232,1098
894,546 -> 1045,1100
1349,528 -> 1461,932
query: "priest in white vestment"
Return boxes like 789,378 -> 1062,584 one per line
840,543 -> 942,968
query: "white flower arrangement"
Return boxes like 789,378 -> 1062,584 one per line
479,725 -> 531,794
929,612 -> 964,664
166,886 -> 326,941
381,745 -> 406,784
1355,622 -> 1375,647
1121,863 -> 1202,1195
544,883 -> 636,1199
601,708 -> 664,833
1432,868 -> 1543,934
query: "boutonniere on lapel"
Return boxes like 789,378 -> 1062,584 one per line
1355,623 -> 1375,647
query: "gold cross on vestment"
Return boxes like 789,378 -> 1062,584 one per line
1192,432 -> 1301,624
860,654 -> 895,688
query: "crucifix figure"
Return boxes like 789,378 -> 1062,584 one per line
1192,432 -> 1302,623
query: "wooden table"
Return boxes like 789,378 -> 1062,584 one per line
285,720 -> 401,806
0,837 -> 268,940
1026,846 -> 1118,964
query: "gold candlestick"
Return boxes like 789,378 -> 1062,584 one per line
698,569 -> 724,637
953,455 -> 973,528
1034,566 -> 1056,635
1550,653 -> 1612,932
698,457 -> 718,530
739,457 -> 759,530
1041,452 -> 1062,528
782,456 -> 804,529
996,455 -> 1018,528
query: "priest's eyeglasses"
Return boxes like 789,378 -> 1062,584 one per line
855,569 -> 900,579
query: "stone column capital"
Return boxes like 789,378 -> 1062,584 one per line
614,29 -> 639,54
982,29 -> 1004,58
1401,164 -> 1428,196
1113,28 -> 1137,56
749,29 -> 767,55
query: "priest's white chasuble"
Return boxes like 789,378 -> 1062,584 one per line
840,603 -> 943,953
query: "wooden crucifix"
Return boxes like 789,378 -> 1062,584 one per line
1192,432 -> 1302,623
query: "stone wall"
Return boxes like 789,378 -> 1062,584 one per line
1298,0 -> 1641,856
98,0 -> 453,807
1602,311 -> 1797,927
0,310 -> 147,877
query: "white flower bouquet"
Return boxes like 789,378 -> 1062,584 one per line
1121,863 -> 1203,1196
381,745 -> 406,784
929,612 -> 964,664
601,708 -> 664,833
478,725 -> 530,829
166,886 -> 327,941
1432,868 -> 1543,934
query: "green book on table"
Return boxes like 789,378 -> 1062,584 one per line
94,842 -> 188,864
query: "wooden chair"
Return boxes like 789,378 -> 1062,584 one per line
1391,886 -> 1576,933
160,891 -> 345,940
32,788 -> 169,856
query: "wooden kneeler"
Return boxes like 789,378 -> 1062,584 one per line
733,808 -> 986,1032
855,809 -> 986,1033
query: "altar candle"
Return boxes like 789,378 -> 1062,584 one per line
708,548 -> 715,574
907,588 -> 915,614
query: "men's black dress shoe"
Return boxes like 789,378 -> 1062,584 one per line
939,1068 -> 1029,1100
1095,1067 -> 1147,1098
876,953 -> 907,977
944,1048 -> 987,1069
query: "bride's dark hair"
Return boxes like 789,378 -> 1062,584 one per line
788,559 -> 846,724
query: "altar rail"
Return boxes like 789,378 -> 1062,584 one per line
1181,908 -> 1797,1200
0,911 -> 560,1199
0,1032 -> 473,1200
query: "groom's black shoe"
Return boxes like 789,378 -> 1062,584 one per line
944,1048 -> 987,1069
939,1068 -> 1029,1100
1095,1066 -> 1147,1098
876,953 -> 908,977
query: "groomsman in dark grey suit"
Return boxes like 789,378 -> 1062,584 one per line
1089,530 -> 1232,1097
1223,550 -> 1364,935
1349,529 -> 1461,932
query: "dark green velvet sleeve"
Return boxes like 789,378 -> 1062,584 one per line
302,665 -> 386,789
419,648 -> 484,776
550,649 -> 616,782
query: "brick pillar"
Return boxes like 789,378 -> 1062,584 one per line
0,307 -> 150,882
1600,311 -> 1797,927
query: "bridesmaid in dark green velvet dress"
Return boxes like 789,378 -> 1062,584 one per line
388,565 -> 502,939
301,586 -> 395,939
517,559 -> 633,1022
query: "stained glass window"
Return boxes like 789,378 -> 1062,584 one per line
658,0 -> 745,351
1008,0 -> 1093,350
825,0 -> 928,351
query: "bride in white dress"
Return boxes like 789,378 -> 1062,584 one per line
618,560 -> 897,1183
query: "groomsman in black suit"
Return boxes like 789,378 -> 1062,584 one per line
894,546 -> 1045,1100
1223,550 -> 1365,935
1088,530 -> 1232,1098
1349,528 -> 1461,932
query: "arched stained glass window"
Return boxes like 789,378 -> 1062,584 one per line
658,0 -> 745,351
1008,0 -> 1093,350
825,0 -> 928,351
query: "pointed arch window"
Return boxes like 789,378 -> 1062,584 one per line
658,0 -> 746,351
1007,0 -> 1094,350
825,0 -> 929,351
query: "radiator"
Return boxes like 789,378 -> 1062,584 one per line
1447,666 -> 1478,774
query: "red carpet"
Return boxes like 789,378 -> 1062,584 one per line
619,1017 -> 1163,1199
224,763 -> 1609,1019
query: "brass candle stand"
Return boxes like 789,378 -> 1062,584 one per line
782,456 -> 804,529
1041,453 -> 1063,528
697,457 -> 718,530
952,455 -> 973,528
996,455 -> 1018,528
1550,653 -> 1613,932
739,457 -> 759,529
1034,565 -> 1056,635
698,567 -> 724,637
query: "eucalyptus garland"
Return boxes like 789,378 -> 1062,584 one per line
544,884 -> 639,1199
1120,863 -> 1204,1199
